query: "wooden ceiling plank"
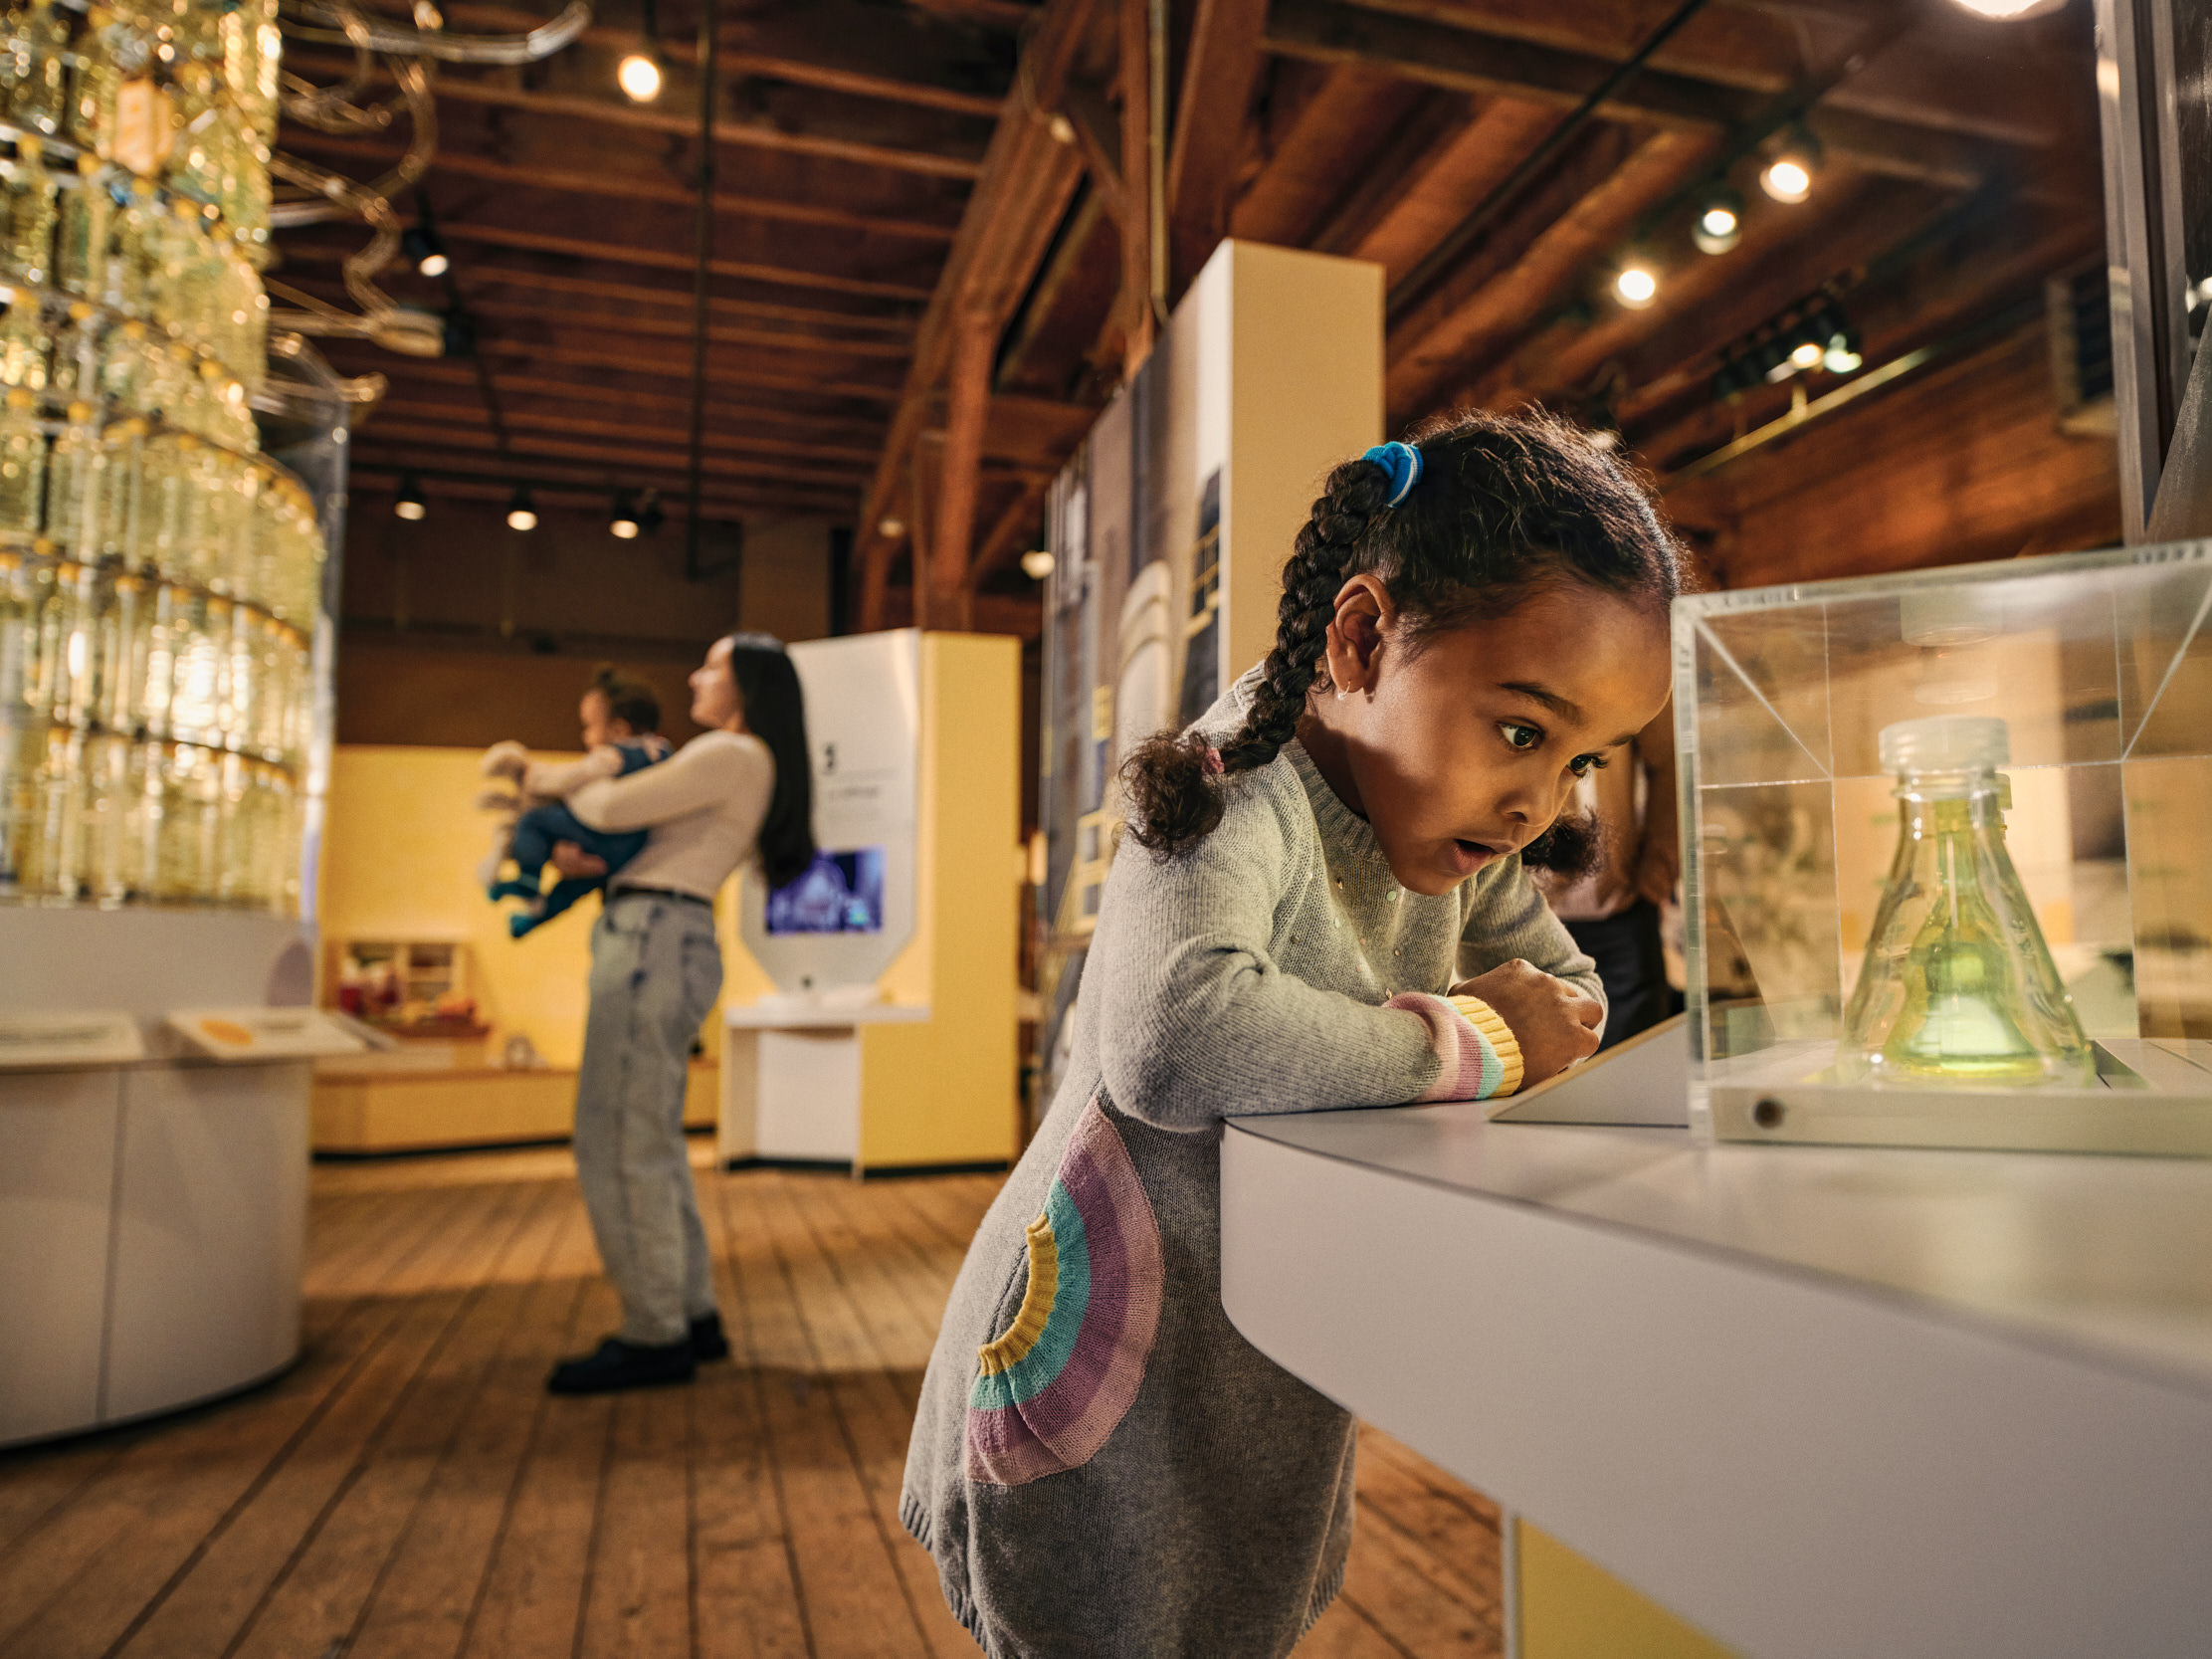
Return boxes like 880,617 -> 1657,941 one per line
1346,98 -> 1561,286
996,189 -> 1119,395
1305,88 -> 1477,259
432,222 -> 933,304
1388,126 -> 1719,422
369,399 -> 886,466
1228,63 -> 1408,246
280,132 -> 961,244
328,355 -> 895,437
281,49 -> 988,181
349,459 -> 845,517
355,424 -> 864,492
1164,0 -> 1272,293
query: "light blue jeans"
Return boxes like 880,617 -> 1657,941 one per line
574,891 -> 722,1345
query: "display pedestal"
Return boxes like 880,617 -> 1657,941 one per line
2,1057 -> 310,1448
1220,1043 -> 2212,1659
717,1002 -> 929,1166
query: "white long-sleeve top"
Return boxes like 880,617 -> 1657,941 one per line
567,728 -> 774,900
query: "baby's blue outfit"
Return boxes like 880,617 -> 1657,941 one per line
495,739 -> 668,936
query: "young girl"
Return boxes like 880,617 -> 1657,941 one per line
901,409 -> 1682,1655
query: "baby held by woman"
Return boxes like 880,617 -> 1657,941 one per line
479,668 -> 671,936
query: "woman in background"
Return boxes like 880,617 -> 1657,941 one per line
545,632 -> 816,1394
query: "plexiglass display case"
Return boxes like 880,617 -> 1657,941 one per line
1676,541 -> 2212,1153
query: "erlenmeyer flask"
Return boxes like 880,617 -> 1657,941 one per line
1839,717 -> 2093,1087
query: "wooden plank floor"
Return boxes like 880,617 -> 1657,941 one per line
0,1145 -> 1504,1658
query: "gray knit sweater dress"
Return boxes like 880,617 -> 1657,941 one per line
901,671 -> 1602,1657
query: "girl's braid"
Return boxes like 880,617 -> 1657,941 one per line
1216,459 -> 1394,774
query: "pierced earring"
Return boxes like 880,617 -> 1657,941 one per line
1334,687 -> 1347,702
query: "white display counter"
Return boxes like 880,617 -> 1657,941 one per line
0,911 -> 339,1449
1220,1033 -> 2212,1659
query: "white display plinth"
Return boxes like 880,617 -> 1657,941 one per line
0,911 -> 326,1448
718,999 -> 929,1168
1221,1076 -> 2212,1659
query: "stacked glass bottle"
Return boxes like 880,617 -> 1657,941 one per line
0,0 -> 321,914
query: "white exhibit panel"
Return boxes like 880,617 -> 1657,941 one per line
103,1063 -> 311,1424
754,1031 -> 864,1164
0,1071 -> 122,1446
1221,1096 -> 2212,1659
740,630 -> 920,998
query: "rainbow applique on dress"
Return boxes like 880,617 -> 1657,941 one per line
964,1095 -> 1164,1487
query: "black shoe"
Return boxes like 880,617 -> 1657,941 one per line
690,1310 -> 731,1361
546,1336 -> 696,1394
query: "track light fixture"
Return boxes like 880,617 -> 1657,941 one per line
394,471 -> 426,520
610,490 -> 641,539
619,0 -> 664,102
1613,253 -> 1660,310
506,487 -> 537,532
1759,130 -> 1820,204
402,194 -> 449,277
1692,187 -> 1743,255
1710,298 -> 1863,401
635,489 -> 665,536
1823,325 -> 1864,374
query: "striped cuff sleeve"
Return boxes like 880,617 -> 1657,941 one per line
1386,992 -> 1526,1102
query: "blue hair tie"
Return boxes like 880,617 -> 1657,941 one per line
1363,441 -> 1423,508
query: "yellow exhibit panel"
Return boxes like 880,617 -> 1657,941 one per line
314,744 -> 721,1153
1517,1522 -> 1737,1659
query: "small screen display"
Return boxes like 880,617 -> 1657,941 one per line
766,848 -> 886,935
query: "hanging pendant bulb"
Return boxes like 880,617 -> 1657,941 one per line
618,52 -> 663,102
505,487 -> 537,531
609,489 -> 640,539
394,472 -> 426,520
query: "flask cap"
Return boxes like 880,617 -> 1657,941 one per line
1879,716 -> 2008,774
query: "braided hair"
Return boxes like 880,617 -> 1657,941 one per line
1120,407 -> 1682,859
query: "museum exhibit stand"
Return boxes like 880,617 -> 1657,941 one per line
716,628 -> 1023,1174
1226,544 -> 2212,1658
0,6 -> 369,1437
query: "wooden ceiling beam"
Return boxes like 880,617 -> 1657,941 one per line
429,223 -> 932,305
285,254 -> 914,336
348,459 -> 844,517
327,357 -> 892,440
1164,0 -> 1272,296
1304,87 -> 1475,258
279,132 -> 960,245
281,50 -> 989,182
368,399 -> 886,467
423,337 -> 905,404
853,0 -> 1100,618
352,427 -> 863,498
1263,0 -> 1995,190
996,189 -> 1119,395
426,2 -> 1008,116
1337,98 -> 1561,288
1227,63 -> 1409,247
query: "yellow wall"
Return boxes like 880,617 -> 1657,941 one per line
319,744 -> 729,1069
850,633 -> 1023,1169
1518,1522 -> 1737,1659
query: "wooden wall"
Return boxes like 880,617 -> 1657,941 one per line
1665,322 -> 2121,592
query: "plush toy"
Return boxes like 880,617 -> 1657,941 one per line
477,735 -> 672,937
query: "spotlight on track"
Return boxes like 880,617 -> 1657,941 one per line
1613,254 -> 1660,310
402,193 -> 449,277
610,490 -> 641,539
1693,187 -> 1743,255
618,52 -> 662,102
1760,131 -> 1820,204
506,487 -> 538,532
394,471 -> 427,520
1823,325 -> 1864,375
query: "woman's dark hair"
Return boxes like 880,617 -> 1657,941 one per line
722,632 -> 818,890
1121,407 -> 1683,862
587,665 -> 661,735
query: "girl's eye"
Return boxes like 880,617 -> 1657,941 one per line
1568,752 -> 1611,778
1499,722 -> 1542,752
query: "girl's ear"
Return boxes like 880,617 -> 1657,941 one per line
1322,574 -> 1395,698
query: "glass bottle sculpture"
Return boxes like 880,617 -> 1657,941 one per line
1838,716 -> 2094,1087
